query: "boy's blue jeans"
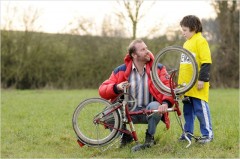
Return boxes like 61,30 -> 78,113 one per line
183,97 -> 213,139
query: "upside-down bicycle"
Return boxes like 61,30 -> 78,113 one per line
72,46 -> 199,152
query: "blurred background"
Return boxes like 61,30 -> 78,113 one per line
1,0 -> 239,89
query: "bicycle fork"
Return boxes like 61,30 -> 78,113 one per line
173,98 -> 192,148
124,105 -> 139,143
169,71 -> 192,148
177,114 -> 192,148
122,86 -> 139,144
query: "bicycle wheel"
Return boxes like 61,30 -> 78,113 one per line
151,46 -> 198,96
72,98 -> 122,147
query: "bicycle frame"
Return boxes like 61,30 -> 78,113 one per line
76,70 -> 193,148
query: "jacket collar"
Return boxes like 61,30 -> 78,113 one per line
123,52 -> 154,67
123,53 -> 154,79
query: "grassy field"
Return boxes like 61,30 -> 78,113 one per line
1,89 -> 239,158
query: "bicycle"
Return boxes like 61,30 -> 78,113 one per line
72,46 -> 199,152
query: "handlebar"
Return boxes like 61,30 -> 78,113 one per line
129,108 -> 176,116
146,108 -> 175,116
152,108 -> 175,112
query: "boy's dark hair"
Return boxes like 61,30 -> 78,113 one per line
180,15 -> 202,33
128,39 -> 143,58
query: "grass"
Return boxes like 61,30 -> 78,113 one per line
1,89 -> 239,158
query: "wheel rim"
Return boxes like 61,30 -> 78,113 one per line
151,46 -> 198,95
72,98 -> 121,146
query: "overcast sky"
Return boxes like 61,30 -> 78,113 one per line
1,0 -> 217,37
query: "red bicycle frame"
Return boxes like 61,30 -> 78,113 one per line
77,70 -> 189,148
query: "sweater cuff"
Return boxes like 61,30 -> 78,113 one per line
113,84 -> 122,94
162,100 -> 172,108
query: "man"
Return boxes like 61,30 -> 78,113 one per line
99,39 -> 174,148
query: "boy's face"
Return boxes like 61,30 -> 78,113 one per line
181,26 -> 195,40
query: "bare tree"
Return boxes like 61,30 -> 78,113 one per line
1,3 -> 42,32
22,6 -> 42,32
64,16 -> 96,35
1,3 -> 43,88
101,14 -> 126,37
1,2 -> 18,30
116,0 -> 154,39
211,0 -> 239,88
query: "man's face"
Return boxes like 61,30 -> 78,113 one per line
181,26 -> 195,40
133,42 -> 150,63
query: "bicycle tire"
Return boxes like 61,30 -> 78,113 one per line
72,98 -> 122,147
151,46 -> 198,95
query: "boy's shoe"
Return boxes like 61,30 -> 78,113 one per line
197,136 -> 213,144
120,132 -> 133,148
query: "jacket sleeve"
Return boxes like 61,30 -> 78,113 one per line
98,72 -> 122,100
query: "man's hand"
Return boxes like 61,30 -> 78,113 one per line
117,81 -> 130,91
158,103 -> 168,114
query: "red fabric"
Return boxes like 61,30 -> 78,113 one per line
98,53 -> 174,129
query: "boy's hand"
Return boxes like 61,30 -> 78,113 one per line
197,81 -> 204,90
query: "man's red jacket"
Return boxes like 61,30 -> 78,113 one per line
99,53 -> 174,129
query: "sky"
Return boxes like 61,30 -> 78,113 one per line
1,0 -> 217,37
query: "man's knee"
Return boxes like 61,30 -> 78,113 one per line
146,101 -> 160,110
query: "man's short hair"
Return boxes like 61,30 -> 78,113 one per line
128,39 -> 144,58
180,15 -> 202,33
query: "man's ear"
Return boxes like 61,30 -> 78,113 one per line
132,52 -> 137,58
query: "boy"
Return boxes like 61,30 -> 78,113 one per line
179,15 -> 213,144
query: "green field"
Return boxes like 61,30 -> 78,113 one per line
1,89 -> 239,158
